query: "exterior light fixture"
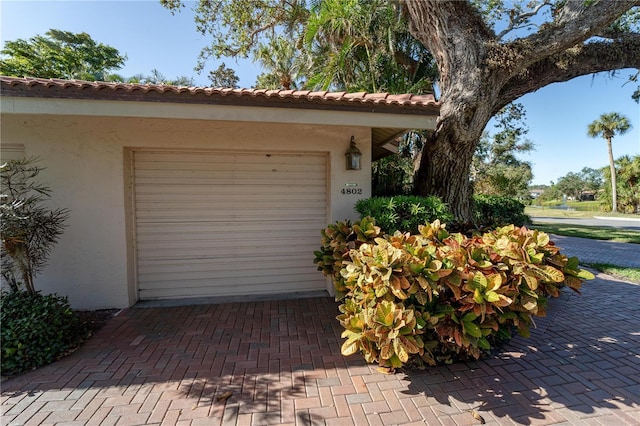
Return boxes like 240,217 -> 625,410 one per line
345,136 -> 362,170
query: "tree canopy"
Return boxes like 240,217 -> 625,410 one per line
208,63 -> 240,88
162,0 -> 437,94
0,29 -> 126,81
555,168 -> 603,200
162,0 -> 639,221
604,154 -> 640,213
472,103 -> 534,199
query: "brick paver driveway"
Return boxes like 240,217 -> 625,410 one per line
2,272 -> 639,425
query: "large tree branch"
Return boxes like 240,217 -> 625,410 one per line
509,1 -> 638,68
405,1 -> 494,92
496,34 -> 640,112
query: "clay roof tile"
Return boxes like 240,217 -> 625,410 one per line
0,76 -> 439,113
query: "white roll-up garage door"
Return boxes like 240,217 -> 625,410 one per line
133,150 -> 328,299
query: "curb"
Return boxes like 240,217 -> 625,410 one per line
593,216 -> 640,222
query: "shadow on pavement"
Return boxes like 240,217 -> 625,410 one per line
2,274 -> 639,425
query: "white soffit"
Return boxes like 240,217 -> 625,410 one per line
1,96 -> 438,130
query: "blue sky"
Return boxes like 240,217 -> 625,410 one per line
2,0 -> 638,186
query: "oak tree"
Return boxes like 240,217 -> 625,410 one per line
405,1 -> 639,219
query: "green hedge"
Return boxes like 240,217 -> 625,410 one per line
1,291 -> 86,376
473,194 -> 529,227
355,195 -> 529,234
314,217 -> 593,368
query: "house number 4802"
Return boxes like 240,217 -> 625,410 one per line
341,188 -> 363,195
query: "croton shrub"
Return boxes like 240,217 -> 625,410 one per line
314,217 -> 594,368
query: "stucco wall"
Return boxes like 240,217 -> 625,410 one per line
0,113 -> 371,309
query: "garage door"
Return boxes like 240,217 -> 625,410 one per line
133,150 -> 328,299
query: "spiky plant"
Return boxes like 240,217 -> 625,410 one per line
1,158 -> 69,294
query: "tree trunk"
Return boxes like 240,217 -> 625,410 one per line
607,137 -> 618,213
405,1 -> 500,222
413,125 -> 476,221
403,0 -> 638,222
411,68 -> 499,221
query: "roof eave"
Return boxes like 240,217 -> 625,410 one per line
0,96 -> 437,130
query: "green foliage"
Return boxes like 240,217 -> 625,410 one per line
162,0 -> 436,94
0,29 -> 125,80
253,35 -> 302,90
372,131 -> 428,197
314,217 -> 382,300
587,112 -> 633,213
600,155 -> 640,214
208,63 -> 239,88
303,0 -> 436,93
535,185 -> 563,205
355,196 -> 453,234
536,168 -> 603,206
1,291 -> 85,376
314,219 -> 594,368
107,69 -> 195,86
162,0 -> 309,66
473,103 -> 534,199
354,195 -> 528,234
587,112 -> 632,142
1,158 -> 70,294
473,194 -> 529,228
372,156 -> 414,197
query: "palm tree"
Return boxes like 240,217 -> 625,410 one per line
253,36 -> 302,90
303,0 -> 436,94
587,113 -> 632,213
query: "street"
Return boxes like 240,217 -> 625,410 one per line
529,215 -> 640,231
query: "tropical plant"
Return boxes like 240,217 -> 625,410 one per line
1,158 -> 69,294
587,112 -> 633,213
254,35 -> 303,90
303,0 -> 437,94
314,218 -> 594,368
355,196 -> 453,234
0,29 -> 126,81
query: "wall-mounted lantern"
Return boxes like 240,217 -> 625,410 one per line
345,136 -> 362,170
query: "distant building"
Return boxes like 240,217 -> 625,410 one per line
530,189 -> 545,199
578,190 -> 597,201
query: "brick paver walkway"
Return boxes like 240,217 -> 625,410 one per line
2,241 -> 639,425
549,235 -> 640,269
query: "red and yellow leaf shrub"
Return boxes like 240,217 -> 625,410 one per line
314,218 -> 594,368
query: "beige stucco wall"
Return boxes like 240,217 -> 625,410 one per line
0,113 -> 372,309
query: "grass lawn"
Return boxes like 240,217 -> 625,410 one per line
529,223 -> 640,244
586,263 -> 640,284
525,205 -> 640,219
